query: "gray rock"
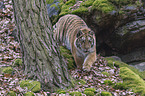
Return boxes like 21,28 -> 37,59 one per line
110,20 -> 145,54
109,56 -> 122,61
130,62 -> 145,71
120,47 -> 145,63
47,1 -> 60,17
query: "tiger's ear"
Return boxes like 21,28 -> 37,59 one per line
77,30 -> 82,37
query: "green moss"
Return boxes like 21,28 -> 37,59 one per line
84,91 -> 95,96
59,90 -> 66,94
120,67 -> 145,94
105,57 -> 145,79
65,0 -> 76,5
50,4 -> 59,10
84,88 -> 96,96
76,79 -> 86,85
13,58 -> 22,67
58,0 -> 137,16
107,60 -> 114,68
92,0 -> 115,13
2,67 -> 13,74
59,4 -> 72,16
101,91 -> 112,96
84,88 -> 96,92
69,91 -> 82,96
141,90 -> 145,96
59,12 -> 68,16
81,0 -> 95,7
7,91 -> 16,96
113,82 -> 126,90
19,80 -> 41,92
101,72 -> 110,77
0,67 -> 6,74
60,46 -> 75,69
104,80 -> 113,85
55,89 -> 68,94
46,0 -> 54,4
24,92 -> 35,96
59,0 -> 117,16
59,0 -> 90,16
135,86 -> 145,94
72,7 -> 88,15
55,89 -> 66,94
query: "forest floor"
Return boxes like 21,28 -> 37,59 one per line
0,0 -> 141,96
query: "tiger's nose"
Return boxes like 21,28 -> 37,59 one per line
85,45 -> 90,50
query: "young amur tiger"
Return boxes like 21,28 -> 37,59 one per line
54,14 -> 96,71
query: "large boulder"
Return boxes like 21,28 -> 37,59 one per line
110,20 -> 145,54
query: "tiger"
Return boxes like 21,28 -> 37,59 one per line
53,14 -> 96,71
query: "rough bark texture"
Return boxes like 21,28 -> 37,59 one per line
12,0 -> 71,91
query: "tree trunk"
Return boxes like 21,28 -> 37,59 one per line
12,0 -> 71,91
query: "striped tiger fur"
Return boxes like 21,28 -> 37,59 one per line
54,14 -> 96,71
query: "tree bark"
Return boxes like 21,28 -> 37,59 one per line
12,0 -> 71,91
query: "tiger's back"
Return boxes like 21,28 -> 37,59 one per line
54,14 -> 96,71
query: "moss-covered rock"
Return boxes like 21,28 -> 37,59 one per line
84,91 -> 95,96
71,7 -> 88,15
81,0 -> 95,7
65,0 -> 76,5
59,90 -> 66,94
59,4 -> 72,16
7,91 -> 16,96
120,67 -> 145,95
0,67 -> 6,74
101,71 -> 110,77
84,88 -> 96,92
84,88 -> 96,96
92,0 -> 116,13
60,46 -> 75,69
19,80 -> 41,92
107,60 -> 114,68
24,92 -> 35,96
76,79 -> 86,85
13,58 -> 22,67
59,0 -> 117,16
59,0 -> 90,16
101,91 -> 112,96
141,90 -> 145,96
2,67 -> 13,74
69,91 -> 82,96
105,57 -> 145,79
104,80 -> 113,85
55,89 -> 67,94
113,82 -> 126,90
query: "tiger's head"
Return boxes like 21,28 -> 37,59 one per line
74,27 -> 96,54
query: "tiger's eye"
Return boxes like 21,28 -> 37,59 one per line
82,37 -> 85,40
